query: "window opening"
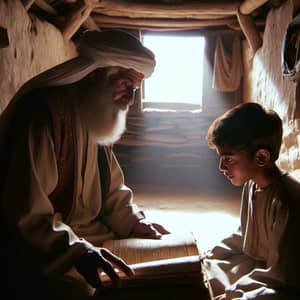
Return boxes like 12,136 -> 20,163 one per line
142,33 -> 205,112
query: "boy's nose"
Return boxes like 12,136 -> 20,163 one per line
219,159 -> 227,171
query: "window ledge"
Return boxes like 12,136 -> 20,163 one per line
142,102 -> 201,112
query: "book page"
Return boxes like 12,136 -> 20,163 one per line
98,232 -> 212,298
102,231 -> 199,265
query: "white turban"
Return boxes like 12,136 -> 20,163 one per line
25,30 -> 156,88
78,30 -> 156,78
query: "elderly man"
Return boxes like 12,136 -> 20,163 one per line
0,30 -> 169,300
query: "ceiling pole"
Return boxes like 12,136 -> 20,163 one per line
237,0 -> 268,52
83,16 -> 101,31
94,0 -> 240,18
239,0 -> 269,14
61,0 -> 100,40
22,0 -> 35,10
237,10 -> 262,53
35,0 -> 58,14
92,14 -> 237,29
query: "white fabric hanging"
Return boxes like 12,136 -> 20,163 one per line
212,35 -> 242,92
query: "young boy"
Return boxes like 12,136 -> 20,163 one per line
204,102 -> 300,300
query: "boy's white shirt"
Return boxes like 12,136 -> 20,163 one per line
205,173 -> 300,299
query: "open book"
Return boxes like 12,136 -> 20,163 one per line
95,231 -> 212,300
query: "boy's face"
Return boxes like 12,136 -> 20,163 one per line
216,145 -> 258,186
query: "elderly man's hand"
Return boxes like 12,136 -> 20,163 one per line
75,247 -> 134,289
130,219 -> 170,239
214,294 -> 226,300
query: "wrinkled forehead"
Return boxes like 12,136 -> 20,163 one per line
107,67 -> 145,86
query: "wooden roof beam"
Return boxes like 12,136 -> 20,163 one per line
237,11 -> 262,53
22,0 -> 35,10
237,0 -> 268,52
35,0 -> 57,15
92,14 -> 237,30
22,0 -> 58,14
61,0 -> 100,40
239,0 -> 268,14
83,16 -> 101,32
94,0 -> 240,19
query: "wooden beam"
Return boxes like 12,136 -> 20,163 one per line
22,0 -> 35,10
292,0 -> 300,12
61,0 -> 99,40
239,0 -> 268,15
269,0 -> 286,7
35,0 -> 57,15
237,10 -> 262,52
90,24 -> 233,32
83,16 -> 101,31
93,0 -> 240,19
92,14 -> 237,29
0,26 -> 9,48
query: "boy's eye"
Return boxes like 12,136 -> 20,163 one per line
223,156 -> 233,163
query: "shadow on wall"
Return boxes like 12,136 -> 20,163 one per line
115,143 -> 239,193
114,110 -> 241,193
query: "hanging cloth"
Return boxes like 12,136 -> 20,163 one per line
281,13 -> 300,83
212,35 -> 242,92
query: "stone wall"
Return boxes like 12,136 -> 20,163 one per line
114,110 -> 236,190
246,0 -> 300,179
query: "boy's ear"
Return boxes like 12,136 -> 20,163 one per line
254,149 -> 271,166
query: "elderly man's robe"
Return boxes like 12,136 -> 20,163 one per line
0,86 -> 145,281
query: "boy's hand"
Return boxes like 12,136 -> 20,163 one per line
75,247 -> 134,289
130,219 -> 170,239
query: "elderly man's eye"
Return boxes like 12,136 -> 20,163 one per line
122,78 -> 141,91
115,78 -> 132,88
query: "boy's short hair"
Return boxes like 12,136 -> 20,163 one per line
206,102 -> 283,161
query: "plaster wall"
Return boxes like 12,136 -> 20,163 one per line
247,0 -> 300,178
0,0 -> 76,113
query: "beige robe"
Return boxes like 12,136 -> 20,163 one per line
204,173 -> 300,299
0,87 -> 144,294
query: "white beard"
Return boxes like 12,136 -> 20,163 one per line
95,107 -> 128,145
78,80 -> 129,146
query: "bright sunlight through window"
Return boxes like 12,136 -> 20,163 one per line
143,34 -> 205,110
